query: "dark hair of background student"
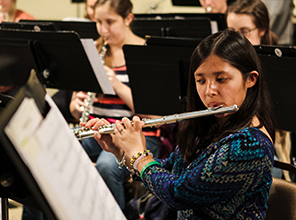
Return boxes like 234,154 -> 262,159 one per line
226,0 -> 278,45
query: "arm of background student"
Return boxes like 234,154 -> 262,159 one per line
105,66 -> 134,112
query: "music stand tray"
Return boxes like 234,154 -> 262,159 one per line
0,29 -> 110,93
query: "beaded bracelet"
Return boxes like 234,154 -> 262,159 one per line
133,152 -> 153,170
140,161 -> 161,179
115,151 -> 126,169
130,150 -> 151,167
125,166 -> 140,177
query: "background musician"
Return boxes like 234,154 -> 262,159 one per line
226,0 -> 294,180
70,0 -> 161,213
198,0 -> 228,13
226,0 -> 278,46
88,30 -> 275,219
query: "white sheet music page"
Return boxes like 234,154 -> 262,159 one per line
5,95 -> 126,220
81,38 -> 115,95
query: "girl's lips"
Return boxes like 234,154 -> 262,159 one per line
208,102 -> 224,108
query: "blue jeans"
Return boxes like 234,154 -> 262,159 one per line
22,206 -> 43,220
81,136 -> 160,210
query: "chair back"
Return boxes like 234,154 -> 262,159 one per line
265,160 -> 296,220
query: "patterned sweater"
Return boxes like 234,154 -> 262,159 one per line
141,127 -> 274,219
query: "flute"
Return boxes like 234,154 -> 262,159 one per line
73,105 -> 239,140
79,41 -> 107,123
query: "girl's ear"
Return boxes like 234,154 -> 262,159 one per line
246,70 -> 259,88
125,13 -> 134,26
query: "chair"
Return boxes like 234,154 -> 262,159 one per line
265,160 -> 296,220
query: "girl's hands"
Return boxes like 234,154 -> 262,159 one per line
112,116 -> 146,159
70,91 -> 98,121
82,118 -> 121,157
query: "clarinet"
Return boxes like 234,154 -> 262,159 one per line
73,105 -> 239,140
79,41 -> 107,123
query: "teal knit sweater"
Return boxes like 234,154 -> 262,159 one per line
141,127 -> 274,220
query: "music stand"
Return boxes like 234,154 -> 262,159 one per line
254,45 -> 296,134
124,37 -> 200,115
133,13 -> 227,33
0,21 -> 56,32
0,70 -> 126,220
0,70 -> 57,220
0,29 -> 111,94
19,20 -> 100,40
171,0 -> 201,6
131,17 -> 212,39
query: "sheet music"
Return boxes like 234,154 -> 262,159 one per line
210,21 -> 218,34
81,39 -> 115,95
5,95 -> 125,220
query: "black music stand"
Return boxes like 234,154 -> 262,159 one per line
133,13 -> 227,33
254,45 -> 296,134
0,70 -> 126,220
19,20 -> 100,40
123,37 -> 200,115
0,29 -> 106,93
0,70 -> 56,220
0,21 -> 56,32
131,17 -> 212,39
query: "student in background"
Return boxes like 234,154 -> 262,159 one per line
0,0 -> 35,22
199,0 -> 228,13
71,0 -> 161,212
84,0 -> 97,21
226,0 -> 278,45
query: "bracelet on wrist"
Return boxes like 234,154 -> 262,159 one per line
115,151 -> 126,169
130,150 -> 151,167
140,161 -> 161,179
133,153 -> 153,170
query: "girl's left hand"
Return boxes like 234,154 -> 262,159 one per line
84,118 -> 121,157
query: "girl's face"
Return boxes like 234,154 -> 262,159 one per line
0,0 -> 13,13
194,55 -> 257,120
94,3 -> 131,46
86,0 -> 97,21
199,0 -> 227,13
227,12 -> 265,45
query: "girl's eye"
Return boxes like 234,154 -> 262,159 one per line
106,20 -> 113,25
217,78 -> 227,82
196,79 -> 205,84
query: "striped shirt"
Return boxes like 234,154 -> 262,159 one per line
90,65 -> 133,122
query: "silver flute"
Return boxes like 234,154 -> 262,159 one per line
79,41 -> 108,123
73,105 -> 239,140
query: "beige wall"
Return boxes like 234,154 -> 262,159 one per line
16,0 -> 296,21
16,0 -> 205,20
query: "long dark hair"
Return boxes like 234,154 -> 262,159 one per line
94,0 -> 133,67
178,30 -> 275,163
226,0 -> 278,45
